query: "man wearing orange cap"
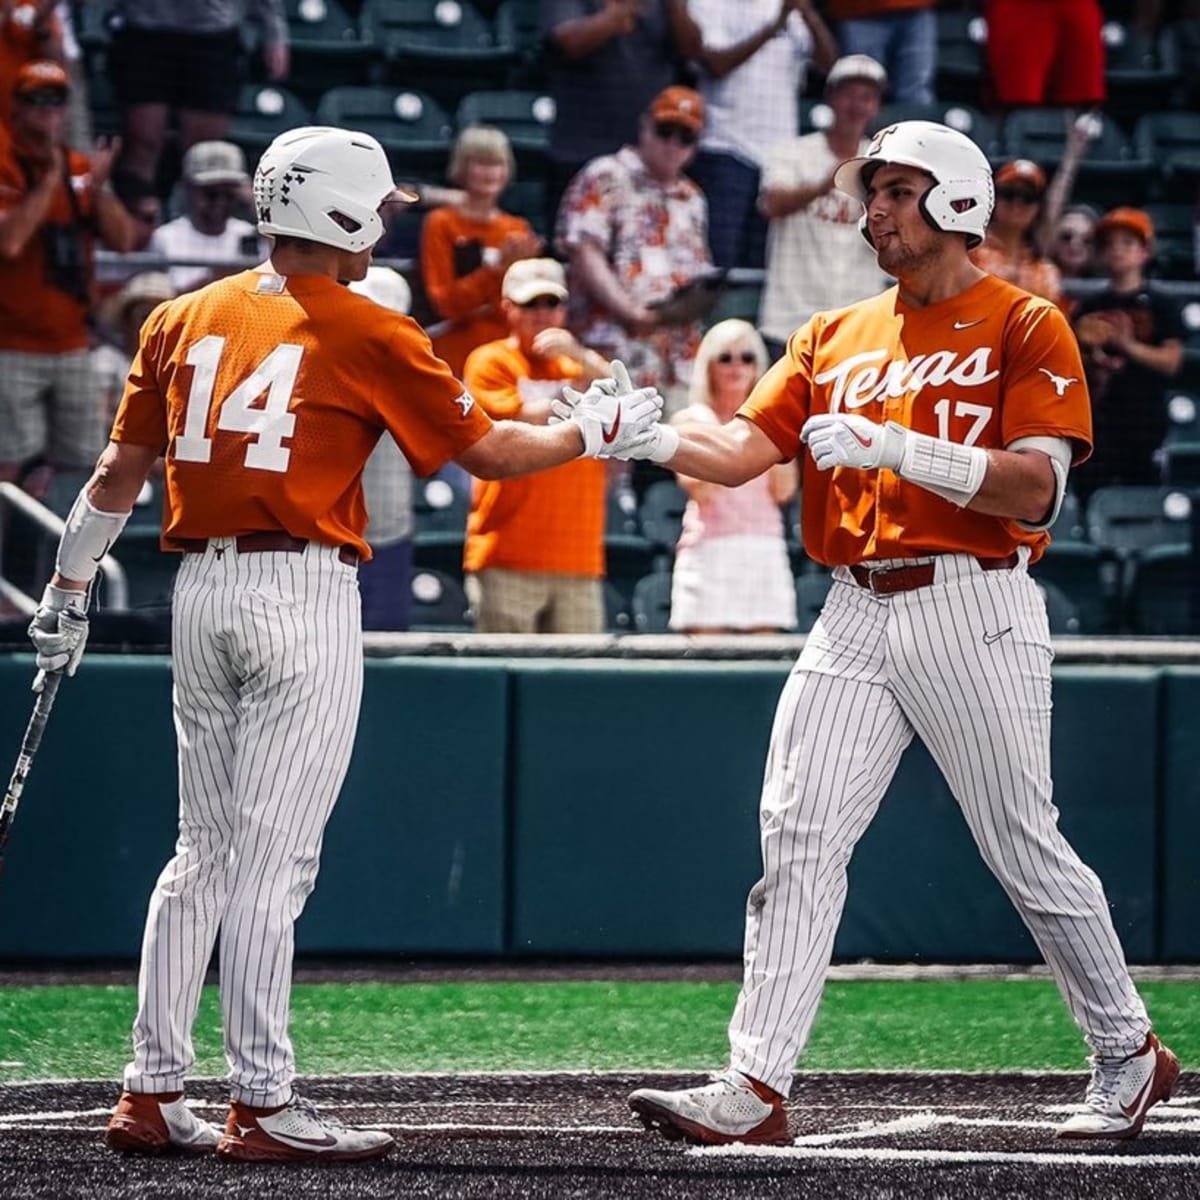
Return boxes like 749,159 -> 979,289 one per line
0,60 -> 140,487
556,85 -> 716,413
0,0 -> 62,129
1071,207 -> 1185,499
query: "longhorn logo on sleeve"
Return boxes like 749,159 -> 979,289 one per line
1038,368 -> 1078,396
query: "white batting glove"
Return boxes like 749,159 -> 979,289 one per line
617,423 -> 680,464
801,413 -> 907,473
550,360 -> 665,459
28,584 -> 89,687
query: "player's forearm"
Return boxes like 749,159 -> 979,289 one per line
457,420 -> 584,479
965,448 -> 1057,524
665,426 -> 768,488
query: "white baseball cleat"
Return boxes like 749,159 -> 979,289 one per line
629,1069 -> 791,1146
216,1093 -> 395,1162
105,1090 -> 221,1154
1057,1032 -> 1181,1140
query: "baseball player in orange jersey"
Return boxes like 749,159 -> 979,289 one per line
613,121 -> 1180,1145
26,125 -> 663,1163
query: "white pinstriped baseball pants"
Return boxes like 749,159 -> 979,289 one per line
123,540 -> 363,1107
728,553 -> 1151,1097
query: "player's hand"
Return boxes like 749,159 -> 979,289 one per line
801,413 -> 906,473
617,422 -> 680,464
28,584 -> 89,685
551,360 -> 664,458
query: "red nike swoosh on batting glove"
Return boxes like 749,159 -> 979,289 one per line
849,428 -> 873,449
601,410 -> 622,444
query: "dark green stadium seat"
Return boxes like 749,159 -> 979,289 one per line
605,483 -> 639,538
605,535 -> 660,605
1165,389 -> 1200,443
798,99 -> 834,134
705,281 -> 762,328
1029,543 -> 1119,634
1086,485 -> 1194,555
637,479 -> 687,552
413,476 -> 469,535
1144,203 -> 1197,279
1162,442 -> 1200,485
456,90 -> 555,157
1133,112 -> 1200,202
1036,579 -> 1082,635
1102,21 -> 1181,124
314,86 -> 453,173
1048,489 -> 1087,544
227,84 -> 313,163
631,570 -> 672,633
603,581 -> 633,634
1125,543 -> 1195,634
282,0 -> 375,105
935,9 -> 987,103
496,0 -> 545,87
409,568 -> 472,631
872,103 -> 999,157
794,572 -> 832,634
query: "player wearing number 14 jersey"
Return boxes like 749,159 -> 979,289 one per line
27,126 -> 665,1163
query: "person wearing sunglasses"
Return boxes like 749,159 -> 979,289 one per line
0,59 -> 140,489
557,85 -> 716,417
1049,204 -> 1098,284
667,319 -> 798,633
462,257 -> 616,633
970,159 -> 1064,308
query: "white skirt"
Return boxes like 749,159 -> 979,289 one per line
669,535 -> 797,631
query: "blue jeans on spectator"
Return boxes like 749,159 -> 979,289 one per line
359,538 -> 414,631
838,8 -> 936,104
688,150 -> 767,270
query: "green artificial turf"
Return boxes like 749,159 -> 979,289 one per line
0,979 -> 1196,1082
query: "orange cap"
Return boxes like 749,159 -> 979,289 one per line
994,159 -> 1047,192
1095,206 -> 1154,245
648,86 -> 705,133
14,59 -> 69,98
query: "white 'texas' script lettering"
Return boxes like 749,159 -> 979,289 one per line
814,348 -> 1001,412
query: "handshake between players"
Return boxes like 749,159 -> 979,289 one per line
555,359 -> 680,465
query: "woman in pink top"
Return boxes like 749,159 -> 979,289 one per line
669,319 -> 798,632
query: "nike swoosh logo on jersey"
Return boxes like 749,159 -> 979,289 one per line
953,319 -> 985,330
601,410 -> 622,444
849,427 -> 873,449
260,1128 -> 339,1149
982,627 -> 1013,645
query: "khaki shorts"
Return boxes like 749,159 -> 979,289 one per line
466,568 -> 603,634
0,349 -> 105,467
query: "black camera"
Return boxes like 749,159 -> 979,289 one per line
43,223 -> 89,304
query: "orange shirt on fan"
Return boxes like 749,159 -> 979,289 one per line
971,237 -> 1065,309
463,338 -> 606,577
0,143 -> 95,352
111,271 -> 493,559
421,205 -> 536,377
740,274 -> 1091,567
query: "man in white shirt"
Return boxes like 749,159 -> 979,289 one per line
757,53 -> 890,359
667,0 -> 837,270
149,140 -> 260,292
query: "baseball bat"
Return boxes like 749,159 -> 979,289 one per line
0,671 -> 63,873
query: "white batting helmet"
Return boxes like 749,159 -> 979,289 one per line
833,120 -> 994,249
253,126 -> 416,253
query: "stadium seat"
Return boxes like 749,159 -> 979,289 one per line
1145,203 -> 1197,279
112,530 -> 179,610
605,483 -> 639,538
74,4 -> 115,54
456,90 -> 555,158
1101,20 -> 1181,123
409,568 -> 472,630
1002,108 -> 1150,206
1086,485 -> 1195,555
794,572 -> 832,633
1048,489 -> 1087,544
638,479 -> 688,552
282,0 -> 375,104
872,103 -> 999,157
413,476 -> 469,535
631,570 -> 672,633
1036,579 -> 1082,634
496,0 -> 545,87
934,9 -> 987,103
1029,543 -> 1119,634
361,0 -> 516,107
1125,542 -> 1195,634
1132,112 -> 1200,202
1165,389 -> 1200,443
227,84 -> 313,163
706,282 -> 763,328
1162,442 -> 1200,485
603,581 -> 633,633
314,86 -> 453,173
798,99 -> 834,134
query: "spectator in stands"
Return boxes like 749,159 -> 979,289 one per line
0,0 -> 61,128
984,0 -> 1105,110
669,319 -> 797,633
0,60 -> 139,488
1049,204 -> 1099,285
421,125 -> 542,378
971,160 -> 1065,307
557,85 -> 713,414
348,266 -> 419,633
462,258 -> 612,633
148,140 -> 259,293
824,0 -> 936,103
108,0 -> 289,202
93,270 -> 175,423
541,0 -> 681,227
665,0 -> 837,270
757,53 -> 889,362
1072,208 -> 1186,499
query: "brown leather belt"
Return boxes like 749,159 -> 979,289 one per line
848,552 -> 1019,596
171,531 -> 359,567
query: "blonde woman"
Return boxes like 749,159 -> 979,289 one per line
420,125 -> 542,376
669,319 -> 798,633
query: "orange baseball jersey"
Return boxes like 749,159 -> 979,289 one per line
740,273 -> 1092,566
463,338 -> 606,577
111,270 -> 493,558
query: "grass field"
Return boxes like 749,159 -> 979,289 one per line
2,977 -> 1197,1081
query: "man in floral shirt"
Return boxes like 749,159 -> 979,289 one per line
555,85 -> 713,413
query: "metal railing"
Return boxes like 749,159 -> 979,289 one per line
0,483 -> 129,612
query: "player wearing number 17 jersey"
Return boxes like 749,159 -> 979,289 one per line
623,121 -> 1178,1147
27,126 -> 664,1163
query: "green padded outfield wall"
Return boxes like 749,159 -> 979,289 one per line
0,654 -> 1167,962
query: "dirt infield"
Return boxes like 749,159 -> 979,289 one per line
1,1072 -> 1195,1200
